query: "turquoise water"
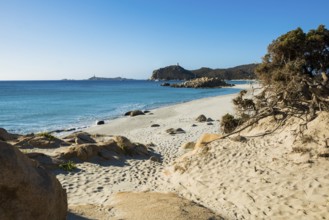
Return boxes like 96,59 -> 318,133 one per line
0,80 -> 247,134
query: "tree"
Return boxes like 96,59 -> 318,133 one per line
255,25 -> 329,115
221,25 -> 329,134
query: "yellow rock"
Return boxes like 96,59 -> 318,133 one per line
195,133 -> 221,148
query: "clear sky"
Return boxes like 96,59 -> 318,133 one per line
0,0 -> 328,80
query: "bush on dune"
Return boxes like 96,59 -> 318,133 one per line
221,25 -> 329,136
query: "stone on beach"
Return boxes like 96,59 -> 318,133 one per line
0,141 -> 67,220
196,114 -> 207,122
96,120 -> 105,125
166,128 -> 185,135
124,110 -> 145,117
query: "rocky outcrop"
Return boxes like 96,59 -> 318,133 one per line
150,64 -> 257,80
151,65 -> 194,80
0,141 -> 67,219
15,135 -> 69,149
171,77 -> 233,88
59,136 -> 149,161
0,128 -> 19,141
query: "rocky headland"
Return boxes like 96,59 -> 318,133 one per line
150,63 -> 257,81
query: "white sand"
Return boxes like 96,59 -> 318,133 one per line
57,84 -> 251,207
56,82 -> 329,219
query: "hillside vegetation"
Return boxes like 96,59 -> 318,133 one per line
150,64 -> 257,80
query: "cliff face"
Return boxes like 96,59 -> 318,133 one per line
151,64 -> 258,80
150,65 -> 195,80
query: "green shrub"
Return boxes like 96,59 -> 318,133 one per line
220,113 -> 249,134
37,132 -> 55,140
220,114 -> 239,133
59,161 -> 77,171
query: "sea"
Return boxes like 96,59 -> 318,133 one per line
0,80 -> 250,134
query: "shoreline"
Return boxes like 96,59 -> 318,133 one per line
52,83 -> 255,211
84,83 -> 251,138
52,83 -> 251,137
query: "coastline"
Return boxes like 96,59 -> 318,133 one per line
84,83 -> 251,137
54,83 -> 254,213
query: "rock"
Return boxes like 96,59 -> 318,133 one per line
171,77 -> 234,88
64,132 -> 96,144
59,136 -> 150,161
129,110 -> 145,117
207,117 -> 214,122
0,141 -> 67,219
181,142 -> 195,150
61,144 -> 98,161
166,128 -> 185,135
107,192 -> 223,220
161,82 -> 170,86
112,136 -> 149,156
0,127 -> 18,141
151,124 -> 160,127
191,124 -> 197,127
124,111 -> 132,116
207,122 -> 214,125
149,156 -> 161,162
231,135 -> 247,142
176,128 -> 185,133
195,133 -> 222,148
96,120 -> 105,125
15,135 -> 69,149
25,152 -> 65,170
196,114 -> 207,122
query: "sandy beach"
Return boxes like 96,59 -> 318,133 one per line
51,84 -> 248,217
17,81 -> 329,219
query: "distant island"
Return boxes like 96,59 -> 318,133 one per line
88,76 -> 134,81
150,63 -> 257,80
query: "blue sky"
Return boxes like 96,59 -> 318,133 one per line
0,0 -> 328,80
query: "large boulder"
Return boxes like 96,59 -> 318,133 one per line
60,144 -> 98,161
0,128 -> 19,141
58,136 -> 149,161
0,141 -> 67,219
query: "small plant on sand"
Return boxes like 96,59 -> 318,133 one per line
37,132 -> 55,141
220,113 -> 248,134
59,161 -> 77,171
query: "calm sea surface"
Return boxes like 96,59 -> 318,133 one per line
0,80 -> 249,134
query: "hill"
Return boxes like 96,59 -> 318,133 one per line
150,64 -> 258,80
